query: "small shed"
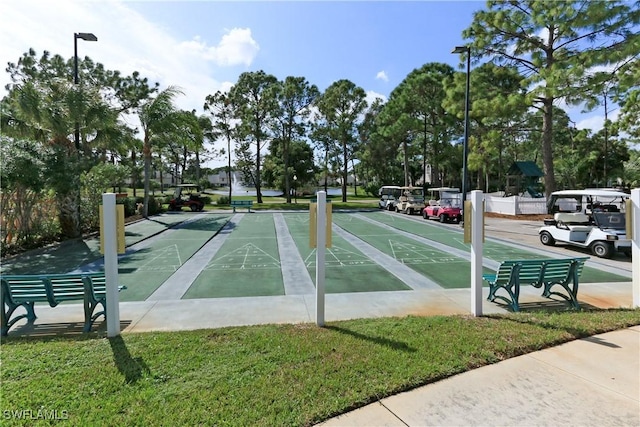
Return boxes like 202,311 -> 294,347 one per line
504,161 -> 544,197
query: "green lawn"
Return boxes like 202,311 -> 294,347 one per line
2,310 -> 639,426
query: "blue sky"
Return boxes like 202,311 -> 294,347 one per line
0,1 -> 612,166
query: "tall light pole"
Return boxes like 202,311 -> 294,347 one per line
293,174 -> 298,204
452,45 -> 470,205
74,32 -> 97,151
74,32 -> 97,236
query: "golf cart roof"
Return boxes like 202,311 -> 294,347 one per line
177,184 -> 199,187
551,189 -> 629,198
429,187 -> 460,193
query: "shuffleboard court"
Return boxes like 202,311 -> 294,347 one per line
183,214 -> 284,298
283,213 -> 410,293
124,213 -> 194,246
332,214 -> 488,289
366,212 -> 629,283
118,214 -> 231,301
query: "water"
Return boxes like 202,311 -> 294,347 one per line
210,172 -> 284,197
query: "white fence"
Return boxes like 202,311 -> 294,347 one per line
484,194 -> 548,215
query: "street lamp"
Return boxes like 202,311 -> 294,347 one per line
452,45 -> 470,206
293,174 -> 298,204
74,32 -> 97,151
73,32 -> 97,236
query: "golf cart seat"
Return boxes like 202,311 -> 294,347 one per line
554,213 -> 593,232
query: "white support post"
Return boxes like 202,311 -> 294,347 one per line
103,193 -> 120,337
316,191 -> 326,327
471,190 -> 484,316
632,189 -> 639,308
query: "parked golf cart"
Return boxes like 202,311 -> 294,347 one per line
378,185 -> 402,210
538,189 -> 630,258
422,187 -> 463,223
395,186 -> 425,215
168,184 -> 205,212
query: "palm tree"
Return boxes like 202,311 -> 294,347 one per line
4,78 -> 117,238
138,86 -> 183,217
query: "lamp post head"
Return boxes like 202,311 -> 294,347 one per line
451,46 -> 469,54
293,175 -> 298,181
76,32 -> 98,42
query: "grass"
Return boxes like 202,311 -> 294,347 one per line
2,310 -> 639,426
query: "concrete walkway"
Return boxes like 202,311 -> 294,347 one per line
318,326 -> 640,427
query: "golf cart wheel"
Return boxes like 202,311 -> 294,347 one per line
396,206 -> 400,213
539,231 -> 555,246
422,210 -> 428,219
439,214 -> 447,223
591,241 -> 613,259
407,208 -> 413,215
190,204 -> 197,212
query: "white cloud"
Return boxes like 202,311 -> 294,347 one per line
575,109 -> 620,132
376,70 -> 389,82
366,90 -> 387,106
180,28 -> 259,67
0,0 -> 254,115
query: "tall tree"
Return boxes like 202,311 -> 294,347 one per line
204,91 -> 236,199
463,0 -> 640,197
138,86 -> 183,217
272,76 -> 319,203
229,71 -> 278,204
315,79 -> 367,202
443,63 -> 529,191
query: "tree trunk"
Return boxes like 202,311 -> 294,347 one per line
143,135 -> 151,218
255,138 -> 263,204
57,191 -> 81,239
342,140 -> 348,202
541,99 -> 556,197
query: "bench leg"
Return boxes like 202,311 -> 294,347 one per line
83,294 -> 106,333
542,262 -> 581,310
232,206 -> 236,213
1,302 -> 37,336
487,282 -> 521,312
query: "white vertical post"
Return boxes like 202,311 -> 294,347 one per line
103,193 -> 120,337
471,190 -> 483,316
316,191 -> 326,327
632,189 -> 639,308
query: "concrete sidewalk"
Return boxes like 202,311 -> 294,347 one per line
318,326 -> 640,427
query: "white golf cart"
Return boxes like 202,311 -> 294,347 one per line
395,186 -> 425,215
378,185 -> 403,210
538,189 -> 630,258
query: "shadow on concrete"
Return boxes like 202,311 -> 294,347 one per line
4,320 -> 132,338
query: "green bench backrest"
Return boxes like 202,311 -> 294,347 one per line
46,274 -> 88,301
493,258 -> 587,285
1,276 -> 51,303
1,273 -> 107,304
231,200 -> 252,205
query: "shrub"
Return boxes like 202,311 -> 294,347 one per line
363,182 -> 381,197
217,196 -> 230,205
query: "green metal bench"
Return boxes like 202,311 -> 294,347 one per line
231,200 -> 253,213
1,272 -> 126,336
483,257 -> 589,312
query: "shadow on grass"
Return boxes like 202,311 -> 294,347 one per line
485,305 -> 639,341
109,335 -> 151,384
326,325 -> 417,352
